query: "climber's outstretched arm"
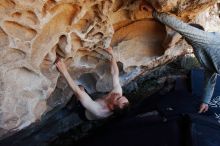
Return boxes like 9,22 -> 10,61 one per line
55,59 -> 103,117
106,47 -> 122,96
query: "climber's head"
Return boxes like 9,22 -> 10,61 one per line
104,92 -> 129,112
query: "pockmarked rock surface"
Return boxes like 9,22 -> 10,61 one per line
0,0 -> 218,140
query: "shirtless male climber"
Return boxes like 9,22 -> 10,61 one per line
55,47 -> 129,120
140,2 -> 220,113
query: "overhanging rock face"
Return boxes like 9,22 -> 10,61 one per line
0,0 -> 217,139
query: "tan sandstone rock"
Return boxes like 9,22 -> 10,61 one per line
0,0 -> 217,138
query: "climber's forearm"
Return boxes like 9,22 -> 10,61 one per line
56,59 -> 85,97
111,57 -> 119,77
110,57 -> 122,95
62,71 -> 100,112
63,71 -> 81,94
